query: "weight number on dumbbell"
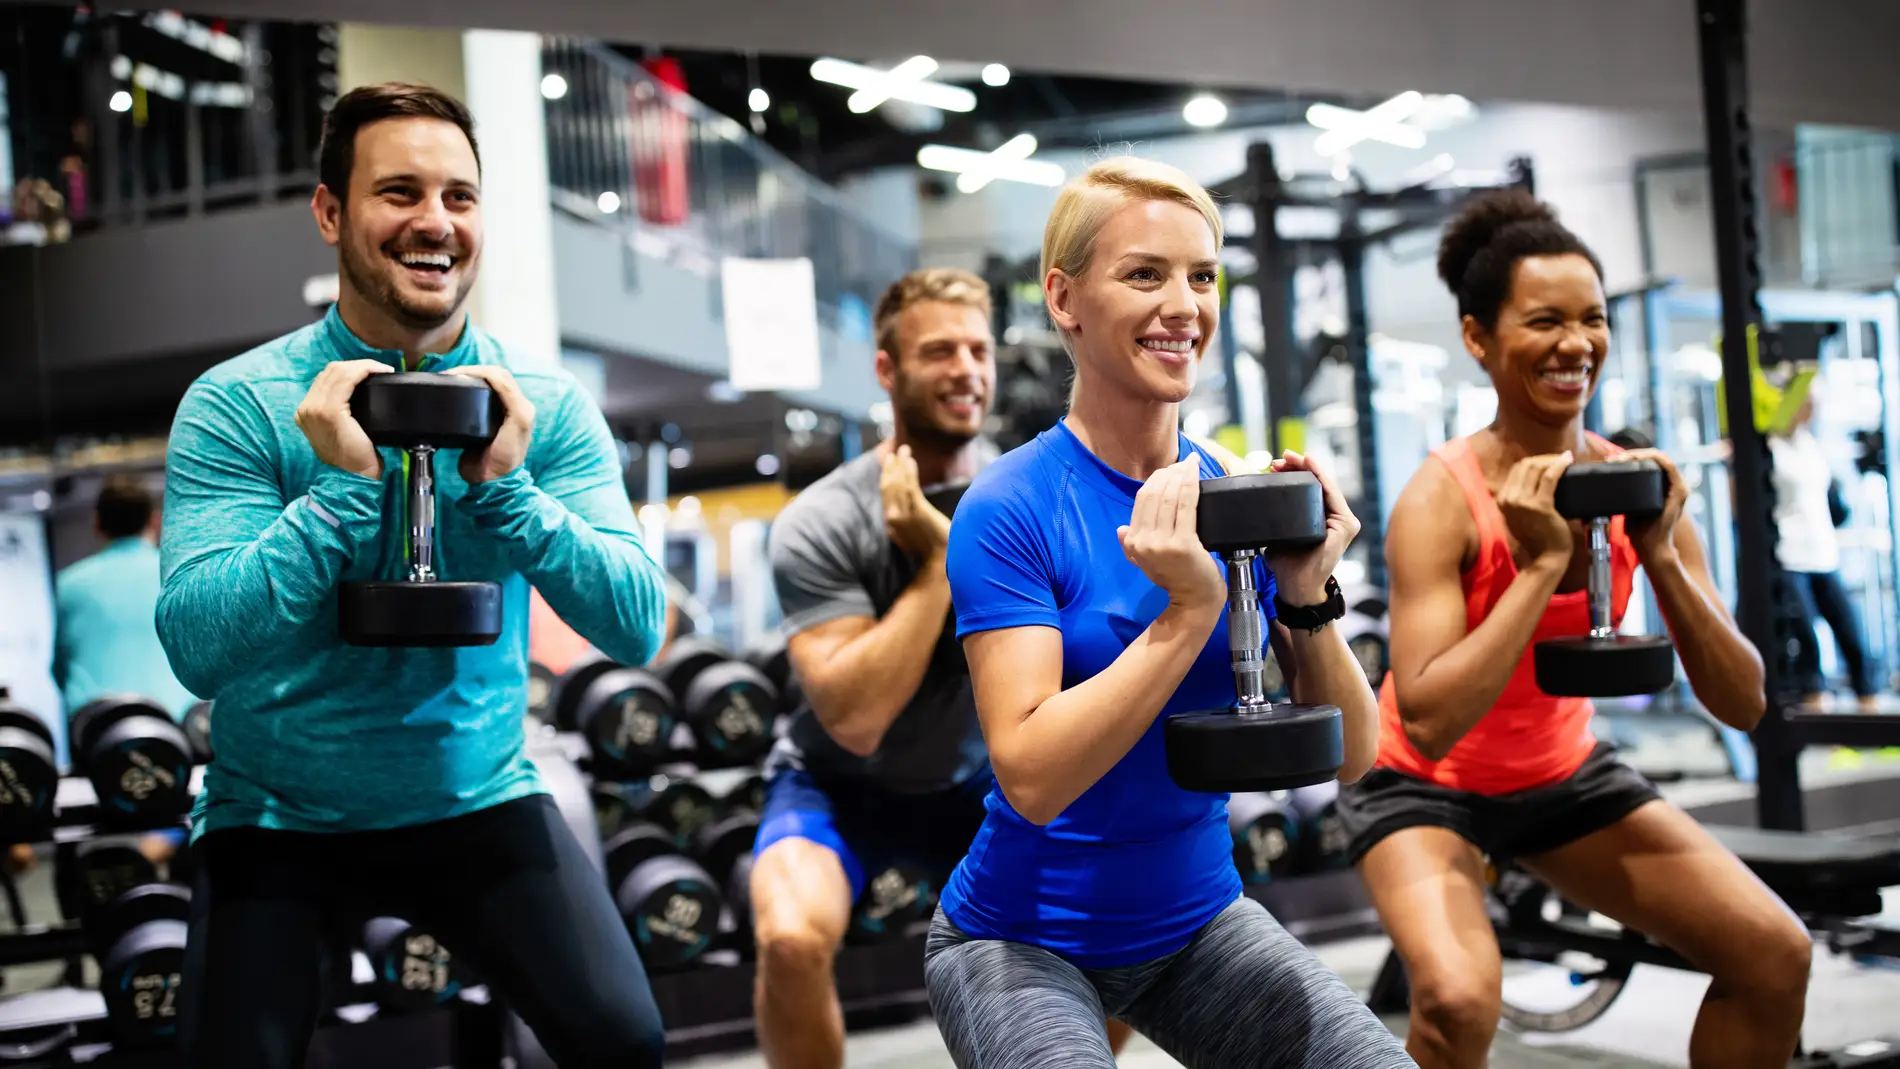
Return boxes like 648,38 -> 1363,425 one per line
399,933 -> 452,997
611,696 -> 667,757
129,971 -> 181,1024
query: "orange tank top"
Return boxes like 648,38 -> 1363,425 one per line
1373,434 -> 1638,794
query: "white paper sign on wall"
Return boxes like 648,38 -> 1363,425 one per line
722,257 -> 822,392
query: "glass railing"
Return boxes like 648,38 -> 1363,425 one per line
541,38 -> 916,333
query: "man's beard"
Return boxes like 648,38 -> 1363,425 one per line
891,373 -> 983,454
338,224 -> 471,331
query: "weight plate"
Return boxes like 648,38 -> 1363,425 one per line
848,864 -> 934,945
646,780 -> 718,847
1164,703 -> 1345,793
722,773 -> 767,817
681,662 -> 778,767
617,855 -> 722,970
0,723 -> 59,834
1227,792 -> 1301,884
100,919 -> 186,1046
603,822 -> 680,891
526,663 -> 558,724
88,716 -> 192,821
1195,472 -> 1327,555
70,695 -> 172,769
552,658 -> 625,733
653,636 -> 733,702
576,669 -> 677,778
694,811 -> 761,889
1534,634 -> 1677,697
182,702 -> 214,764
1552,460 -> 1665,521
72,846 -> 160,917
362,917 -> 465,1011
349,372 -> 501,450
338,581 -> 504,648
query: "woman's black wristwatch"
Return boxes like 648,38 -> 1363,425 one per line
1274,576 -> 1346,634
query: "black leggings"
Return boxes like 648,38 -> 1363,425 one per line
178,794 -> 665,1068
1787,569 -> 1877,697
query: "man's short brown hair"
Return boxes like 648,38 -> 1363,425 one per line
872,268 -> 993,357
317,82 -> 480,202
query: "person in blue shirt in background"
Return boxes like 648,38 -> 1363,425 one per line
55,476 -> 199,758
54,476 -> 201,869
924,157 -> 1411,1069
157,83 -> 669,1068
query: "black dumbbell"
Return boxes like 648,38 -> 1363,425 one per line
0,690 -> 59,840
715,771 -> 767,818
182,701 -> 213,765
694,810 -> 760,894
554,659 -> 679,778
846,863 -> 935,945
361,917 -> 472,1012
1286,780 -> 1349,873
1534,460 -> 1677,697
337,373 -> 505,647
1228,792 -> 1301,885
526,662 -> 559,725
593,775 -> 719,848
93,883 -> 189,1046
69,843 -> 161,922
603,823 -> 723,970
743,635 -> 803,717
69,696 -> 193,823
653,637 -> 780,769
1164,472 -> 1345,793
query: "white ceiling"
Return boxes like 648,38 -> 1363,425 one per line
125,0 -> 1900,131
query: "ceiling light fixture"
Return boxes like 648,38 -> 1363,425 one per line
748,87 -> 770,113
810,56 -> 976,114
917,133 -> 1064,193
981,63 -> 1011,87
1307,90 -> 1428,155
1182,94 -> 1228,129
540,73 -> 568,100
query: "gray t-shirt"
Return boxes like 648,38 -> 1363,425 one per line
764,446 -> 995,794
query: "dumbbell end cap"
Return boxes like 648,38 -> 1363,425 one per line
1164,704 -> 1345,793
1196,472 -> 1328,555
338,580 -> 503,647
1534,634 -> 1676,697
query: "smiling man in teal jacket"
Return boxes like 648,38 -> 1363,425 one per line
158,83 -> 669,1067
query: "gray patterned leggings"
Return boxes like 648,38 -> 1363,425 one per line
924,897 -> 1414,1069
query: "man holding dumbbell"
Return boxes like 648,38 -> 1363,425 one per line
1338,189 -> 1811,1069
749,269 -> 1131,1067
157,84 -> 668,1067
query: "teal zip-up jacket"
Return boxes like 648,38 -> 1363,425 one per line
55,537 -> 200,765
158,306 -> 666,837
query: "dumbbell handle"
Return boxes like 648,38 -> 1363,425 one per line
1224,552 -> 1272,714
1586,517 -> 1612,638
408,445 -> 437,583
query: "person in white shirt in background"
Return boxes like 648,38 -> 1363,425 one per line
1769,394 -> 1881,711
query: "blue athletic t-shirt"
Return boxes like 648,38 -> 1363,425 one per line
938,420 -> 1277,967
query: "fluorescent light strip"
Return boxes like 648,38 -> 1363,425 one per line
810,56 -> 976,113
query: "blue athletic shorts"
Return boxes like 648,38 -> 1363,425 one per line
753,766 -> 993,901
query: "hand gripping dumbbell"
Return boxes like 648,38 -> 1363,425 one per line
337,372 -> 505,647
1163,471 -> 1346,793
1533,460 -> 1676,697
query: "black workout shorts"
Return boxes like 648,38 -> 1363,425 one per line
1333,741 -> 1662,867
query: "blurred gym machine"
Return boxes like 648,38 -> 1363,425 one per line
1207,143 -> 1534,585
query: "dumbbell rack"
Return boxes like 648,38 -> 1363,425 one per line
0,770 -> 515,1069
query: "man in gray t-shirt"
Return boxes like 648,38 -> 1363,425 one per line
746,268 -> 1002,1069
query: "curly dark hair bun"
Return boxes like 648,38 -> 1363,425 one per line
1437,188 -> 1602,329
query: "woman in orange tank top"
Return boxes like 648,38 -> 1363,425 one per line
1333,190 -> 1810,1069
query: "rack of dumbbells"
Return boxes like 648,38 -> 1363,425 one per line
0,689 -> 526,1068
522,629 -> 940,1062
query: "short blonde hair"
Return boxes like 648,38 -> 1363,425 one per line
1041,157 -> 1223,301
873,267 -> 993,357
